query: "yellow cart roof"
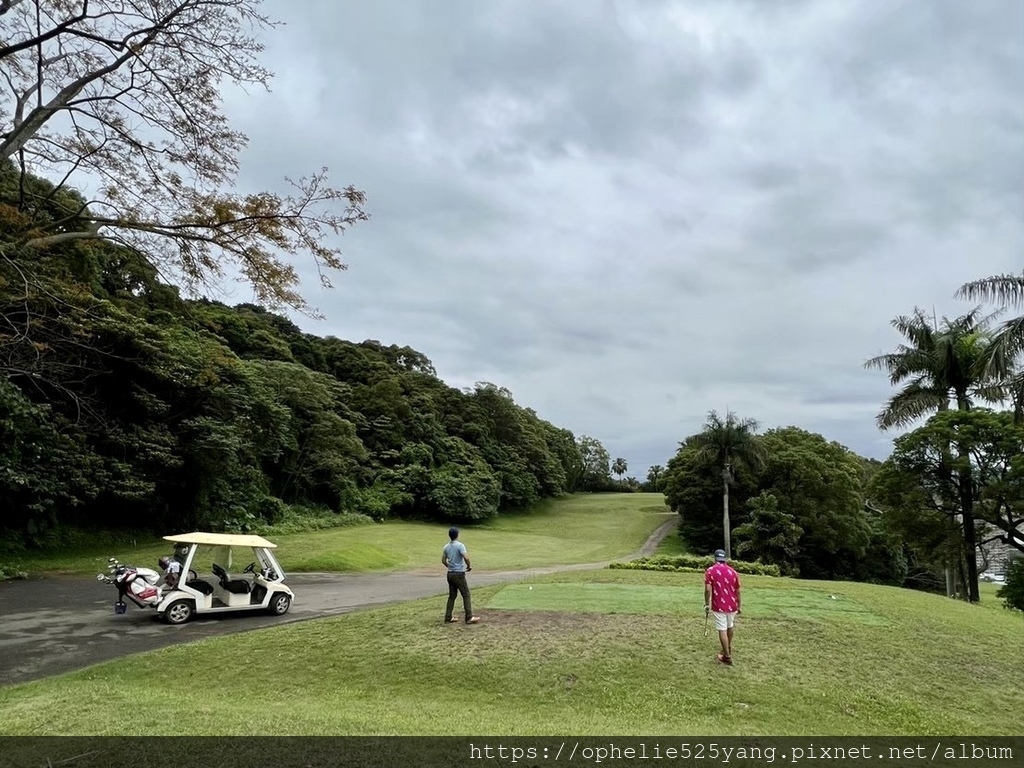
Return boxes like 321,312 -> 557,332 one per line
163,532 -> 278,548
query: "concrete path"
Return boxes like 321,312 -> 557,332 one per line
0,516 -> 677,687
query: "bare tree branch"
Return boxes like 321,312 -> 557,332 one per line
0,1 -> 368,314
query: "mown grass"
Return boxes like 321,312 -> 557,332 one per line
1,568 -> 1020,736
652,526 -> 689,556
1,493 -> 673,577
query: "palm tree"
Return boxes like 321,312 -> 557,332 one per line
957,273 -> 1024,420
688,410 -> 766,559
612,457 -> 628,482
646,464 -> 665,491
864,307 -> 1003,602
864,307 -> 1003,428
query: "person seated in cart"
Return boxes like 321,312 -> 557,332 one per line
158,555 -> 182,588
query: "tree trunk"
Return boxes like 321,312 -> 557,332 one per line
722,472 -> 731,559
961,493 -> 980,603
957,443 -> 981,603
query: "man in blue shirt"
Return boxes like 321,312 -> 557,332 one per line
442,527 -> 480,624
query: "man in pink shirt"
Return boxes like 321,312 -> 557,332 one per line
704,549 -> 741,665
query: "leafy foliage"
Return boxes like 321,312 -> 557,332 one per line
733,492 -> 802,576
661,423 -> 894,585
864,307 -> 1002,429
577,435 -> 614,491
664,439 -> 758,551
958,272 -> 1024,420
871,410 -> 1024,578
0,2 -> 368,313
864,306 -> 1010,601
756,427 -> 874,580
0,171 -> 586,549
996,558 -> 1024,612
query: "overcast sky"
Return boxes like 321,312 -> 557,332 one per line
218,0 -> 1023,479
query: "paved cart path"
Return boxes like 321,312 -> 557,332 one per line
0,517 -> 677,687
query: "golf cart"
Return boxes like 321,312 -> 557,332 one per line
100,532 -> 294,625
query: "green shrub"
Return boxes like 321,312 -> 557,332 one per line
609,554 -> 781,577
216,503 -> 375,536
0,563 -> 28,581
0,526 -> 157,556
996,558 -> 1024,612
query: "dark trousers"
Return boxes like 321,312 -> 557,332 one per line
445,571 -> 472,621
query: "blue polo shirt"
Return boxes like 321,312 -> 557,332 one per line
444,541 -> 468,573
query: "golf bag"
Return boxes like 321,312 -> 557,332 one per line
97,559 -> 163,613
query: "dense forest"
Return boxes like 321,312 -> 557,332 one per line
0,161 -> 628,551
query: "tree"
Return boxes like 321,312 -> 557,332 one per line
687,410 -> 766,559
646,464 -> 665,492
576,435 -> 612,491
663,441 -> 741,552
865,307 -> 1003,602
755,427 -> 873,579
612,457 -> 627,481
0,0 -> 368,313
871,452 -> 971,594
883,411 -> 1023,551
874,409 -> 1024,600
957,273 -> 1024,421
541,424 -> 584,496
996,557 -> 1024,611
733,492 -> 803,575
248,360 -> 367,509
864,307 -> 1002,428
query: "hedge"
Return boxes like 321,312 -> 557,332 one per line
610,554 -> 781,577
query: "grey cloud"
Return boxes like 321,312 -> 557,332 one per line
741,163 -> 803,192
270,0 -> 763,163
214,0 -> 1024,480
799,386 -> 893,408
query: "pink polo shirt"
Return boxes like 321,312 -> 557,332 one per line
705,562 -> 741,613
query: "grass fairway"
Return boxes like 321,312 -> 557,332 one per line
281,493 -> 673,572
1,569 -> 1020,736
3,493 -> 673,576
488,582 -> 890,625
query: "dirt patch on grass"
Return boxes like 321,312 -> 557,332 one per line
452,609 -> 685,663
478,609 -> 623,633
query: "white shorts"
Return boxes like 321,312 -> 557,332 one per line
713,611 -> 737,631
